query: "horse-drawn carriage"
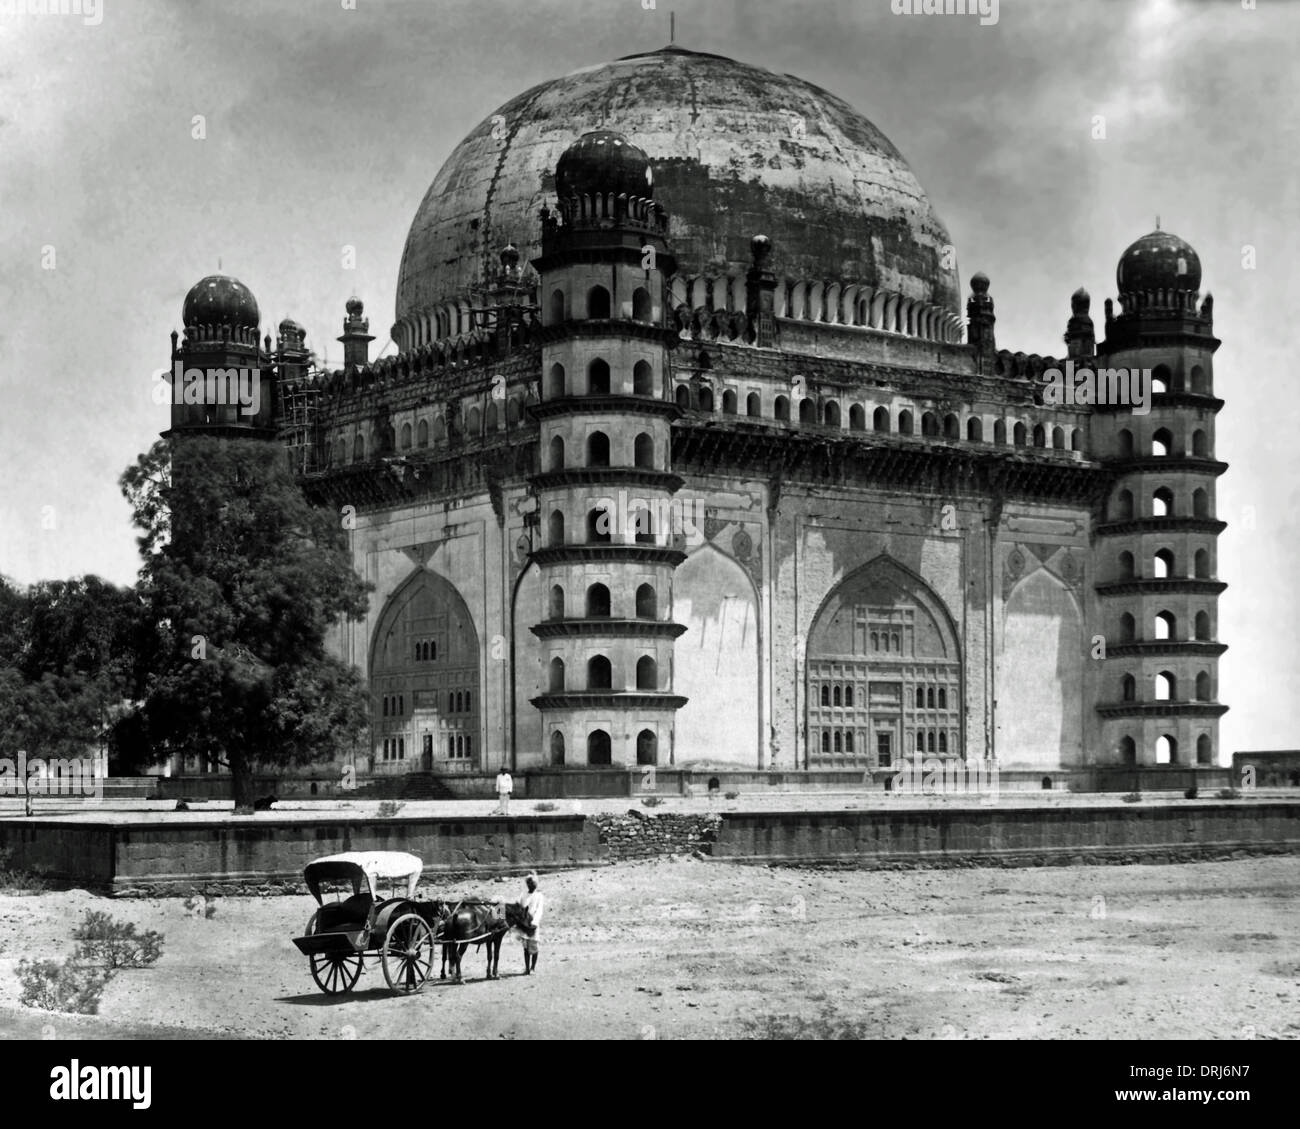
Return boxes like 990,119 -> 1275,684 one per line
291,851 -> 529,996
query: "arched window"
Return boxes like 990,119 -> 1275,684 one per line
722,389 -> 738,415
587,285 -> 611,320
1155,671 -> 1175,701
587,730 -> 611,766
550,289 -> 565,324
915,731 -> 924,752
417,419 -> 429,448
1013,422 -> 1027,447
634,432 -> 655,468
632,287 -> 651,322
353,434 -> 365,462
507,397 -> 521,426
993,419 -> 1007,445
927,687 -> 936,710
1190,365 -> 1208,394
633,360 -> 654,396
636,729 -> 657,766
698,387 -> 714,413
943,414 -> 960,440
433,416 -> 447,443
675,385 -> 691,410
485,401 -> 498,432
549,585 -> 565,620
871,632 -> 879,651
586,583 -> 611,618
548,510 -> 565,547
1115,489 -> 1135,521
873,406 -> 890,433
833,685 -> 842,707
845,685 -> 854,708
845,732 -> 854,753
587,507 -> 612,544
1154,611 -> 1176,640
774,395 -> 790,421
548,658 -> 566,693
1119,551 -> 1135,579
1119,736 -> 1136,765
833,731 -> 842,753
1194,549 -> 1210,578
587,431 -> 610,467
850,404 -> 866,431
635,583 -> 657,620
1192,429 -> 1208,457
1153,487 -> 1174,517
927,730 -> 937,753
799,398 -> 816,424
400,423 -> 412,450
1071,428 -> 1082,451
891,632 -> 899,651
821,685 -> 831,707
1121,673 -> 1136,701
636,656 -> 658,690
1155,734 -> 1177,764
632,508 -> 655,545
921,411 -> 938,437
1196,734 -> 1213,764
587,656 -> 612,690
967,417 -> 983,442
1193,488 -> 1210,518
549,435 -> 565,470
1152,428 -> 1172,457
1118,429 -> 1134,457
550,731 -> 566,766
1032,423 -> 1046,448
455,691 -> 463,713
465,406 -> 481,437
916,686 -> 925,709
938,732 -> 947,753
898,410 -> 914,436
1195,671 -> 1211,701
588,359 -> 611,396
823,732 -> 832,753
1151,365 -> 1171,394
825,401 -> 841,427
1120,613 -> 1136,643
548,363 -> 566,398
937,687 -> 947,710
1194,610 -> 1211,640
1051,426 -> 1065,449
747,392 -> 761,417
1153,549 -> 1174,578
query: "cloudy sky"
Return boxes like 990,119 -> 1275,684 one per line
1,0 -> 1295,753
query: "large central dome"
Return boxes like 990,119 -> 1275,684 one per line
396,46 -> 960,335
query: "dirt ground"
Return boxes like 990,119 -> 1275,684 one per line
1,857 -> 1297,1040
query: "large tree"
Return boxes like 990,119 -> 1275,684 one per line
119,437 -> 371,809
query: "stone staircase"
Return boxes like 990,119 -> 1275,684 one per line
353,772 -> 458,801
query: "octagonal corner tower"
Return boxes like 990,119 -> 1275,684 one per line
395,46 -> 960,340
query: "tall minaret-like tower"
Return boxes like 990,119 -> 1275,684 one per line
164,274 -> 276,439
1092,231 -> 1228,769
527,130 -> 688,769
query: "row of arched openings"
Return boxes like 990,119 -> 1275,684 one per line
1117,734 -> 1214,764
549,583 -> 657,620
547,508 -> 659,547
548,655 -> 659,692
547,359 -> 655,398
1116,549 -> 1214,579
549,286 -> 653,325
549,729 -> 658,766
1117,611 -> 1214,642
548,431 -> 657,470
1118,427 -> 1210,458
1120,671 -> 1214,702
1111,487 -> 1213,521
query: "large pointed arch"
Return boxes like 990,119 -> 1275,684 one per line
806,554 -> 962,769
369,568 -> 481,772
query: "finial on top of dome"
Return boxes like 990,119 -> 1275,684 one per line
346,296 -> 364,317
1071,286 -> 1090,315
970,271 -> 990,294
500,243 -> 521,272
751,234 -> 772,264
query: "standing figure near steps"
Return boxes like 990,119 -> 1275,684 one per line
494,766 -> 513,815
520,872 -> 545,975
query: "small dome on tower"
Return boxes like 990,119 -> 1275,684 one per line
345,296 -> 364,316
555,130 -> 653,201
183,274 -> 260,329
1116,231 -> 1201,294
970,271 -> 990,294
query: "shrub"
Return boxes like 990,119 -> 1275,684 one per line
1216,788 -> 1241,800
1184,786 -> 1198,800
534,801 -> 558,813
724,791 -> 740,800
1120,792 -> 1142,803
17,959 -> 110,1015
71,911 -> 164,970
642,796 -> 663,807
0,848 -> 48,895
377,800 -> 405,817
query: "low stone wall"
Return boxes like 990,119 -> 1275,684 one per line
0,822 -> 116,885
712,802 -> 1300,866
589,812 -> 722,860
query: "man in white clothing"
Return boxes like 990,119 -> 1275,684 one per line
520,871 -> 544,974
494,766 -> 513,814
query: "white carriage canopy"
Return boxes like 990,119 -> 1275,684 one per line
304,852 -> 423,902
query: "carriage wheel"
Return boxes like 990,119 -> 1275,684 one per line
310,951 -> 363,995
381,914 -> 435,994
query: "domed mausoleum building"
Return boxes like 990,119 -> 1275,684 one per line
164,47 -> 1227,780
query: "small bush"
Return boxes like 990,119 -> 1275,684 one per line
1184,786 -> 1198,800
71,911 -> 164,970
1120,792 -> 1142,803
377,800 -> 405,818
534,801 -> 558,813
724,791 -> 740,800
642,796 -> 663,807
1216,788 -> 1240,800
17,959 -> 110,1015
0,848 -> 48,895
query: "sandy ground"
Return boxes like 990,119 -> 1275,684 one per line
0,857 -> 1297,1040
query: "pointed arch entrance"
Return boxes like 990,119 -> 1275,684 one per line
806,555 -> 962,769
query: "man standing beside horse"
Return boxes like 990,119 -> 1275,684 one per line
520,872 -> 544,974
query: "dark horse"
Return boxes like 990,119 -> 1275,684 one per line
433,900 -> 530,982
